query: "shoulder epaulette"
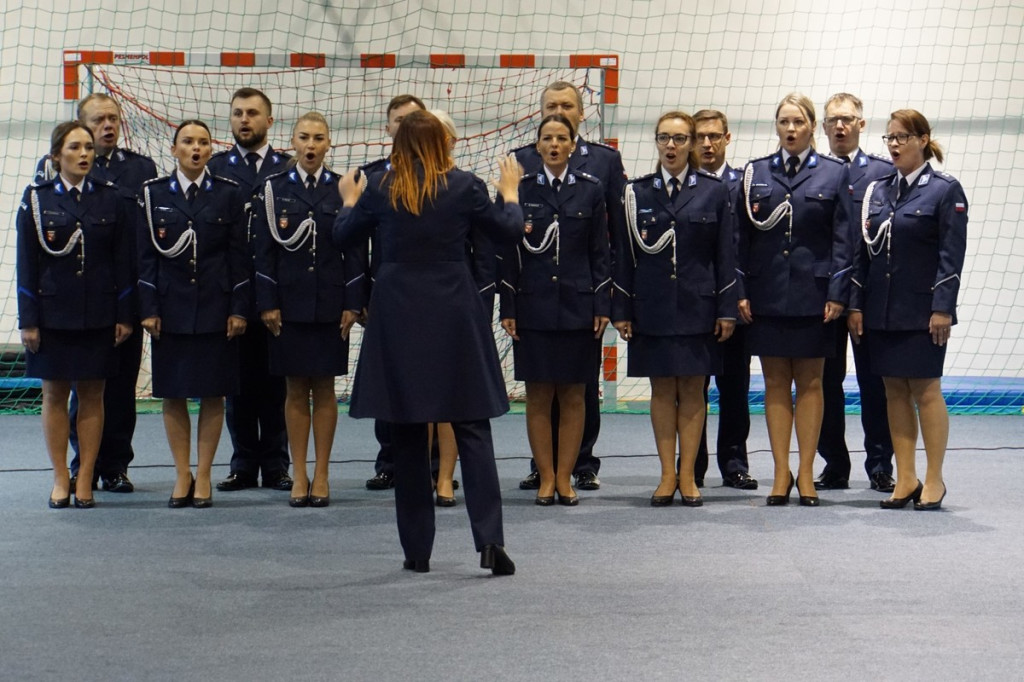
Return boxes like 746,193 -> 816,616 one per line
573,171 -> 600,184
867,152 -> 893,164
212,174 -> 240,187
583,139 -> 619,153
932,171 -> 957,183
512,143 -> 535,154
209,148 -> 231,159
264,169 -> 291,183
695,168 -> 722,180
143,175 -> 169,187
817,153 -> 845,165
749,153 -> 776,163
628,171 -> 659,184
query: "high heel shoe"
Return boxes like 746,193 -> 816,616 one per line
880,480 -> 923,509
535,495 -> 555,506
435,493 -> 457,507
168,476 -> 196,509
914,484 -> 946,511
680,495 -> 704,507
49,494 -> 71,509
797,476 -> 820,507
402,558 -> 430,573
480,544 -> 516,576
73,496 -> 96,509
290,484 -> 310,508
309,483 -> 330,508
766,472 -> 795,506
557,490 -> 579,506
650,491 -> 675,507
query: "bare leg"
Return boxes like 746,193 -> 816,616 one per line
163,398 -> 193,497
73,379 -> 106,501
309,376 -> 337,499
761,356 -> 795,496
435,422 -> 458,499
792,358 -> 825,499
553,383 -> 585,498
883,377 -> 920,498
525,382 -> 557,498
285,376 -> 312,497
675,375 -> 706,499
195,397 -> 224,499
41,380 -> 73,500
910,377 -> 948,503
649,377 -> 680,498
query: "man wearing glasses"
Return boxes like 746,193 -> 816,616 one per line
815,93 -> 896,493
689,109 -> 759,491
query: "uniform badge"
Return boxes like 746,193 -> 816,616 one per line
46,230 -> 56,242
641,229 -> 648,240
752,203 -> 760,213
525,220 -> 533,234
279,215 -> 289,229
158,228 -> 167,239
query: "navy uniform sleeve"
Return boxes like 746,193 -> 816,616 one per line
136,186 -> 160,321
16,186 -> 40,329
252,180 -> 279,313
932,179 -> 968,317
588,185 -> 611,318
713,181 -> 739,320
113,188 -> 135,324
227,186 -> 251,319
333,184 -> 380,250
827,163 -> 854,307
611,182 -> 635,323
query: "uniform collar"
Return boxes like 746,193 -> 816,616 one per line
174,168 -> 212,194
897,163 -> 928,189
58,174 -> 87,194
544,165 -> 569,186
661,165 -> 689,187
294,165 -> 325,186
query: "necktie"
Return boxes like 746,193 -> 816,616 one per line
786,156 -> 800,178
186,183 -> 197,202
99,155 -> 110,169
669,177 -> 681,201
898,178 -> 910,199
245,152 -> 260,170
307,175 -> 317,192
551,178 -> 561,193
69,187 -> 80,202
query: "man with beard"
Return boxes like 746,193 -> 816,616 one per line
814,92 -> 896,493
209,87 -> 294,493
33,93 -> 157,494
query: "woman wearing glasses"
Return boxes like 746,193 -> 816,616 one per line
737,93 -> 853,506
848,110 -> 967,511
500,113 -> 611,506
611,111 -> 736,506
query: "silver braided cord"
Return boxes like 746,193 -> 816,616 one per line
263,180 -> 315,251
624,183 -> 676,269
521,213 -> 560,265
860,180 -> 891,258
30,188 -> 83,258
743,163 -> 792,232
144,185 -> 195,259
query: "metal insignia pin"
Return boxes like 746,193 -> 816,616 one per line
525,221 -> 533,234
158,228 -> 167,239
46,230 -> 56,242
279,215 -> 289,229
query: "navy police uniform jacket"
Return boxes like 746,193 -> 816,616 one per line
17,177 -> 134,330
253,167 -> 368,321
500,170 -> 611,329
851,163 -> 967,330
137,172 -> 250,334
612,169 -> 737,335
35,148 -> 158,196
737,151 -> 853,316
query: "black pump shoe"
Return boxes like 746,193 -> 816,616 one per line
766,472 -> 795,506
880,480 -> 923,509
168,476 -> 196,509
480,545 -> 516,576
914,484 -> 947,511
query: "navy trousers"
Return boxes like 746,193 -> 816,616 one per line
225,326 -> 288,479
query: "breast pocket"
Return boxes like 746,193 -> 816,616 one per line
746,185 -> 774,217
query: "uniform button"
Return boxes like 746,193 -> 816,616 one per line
190,278 -> 197,284
818,193 -> 824,198
783,250 -> 790,256
77,254 -> 84,261
187,221 -> 193,227
785,193 -> 791,199
551,276 -> 558,282
189,259 -> 196,266
670,274 -> 677,280
308,211 -> 314,217
75,271 -> 83,277
885,273 -> 891,279
309,248 -> 315,254
307,266 -> 315,272
670,221 -> 676,227
76,221 -> 82,228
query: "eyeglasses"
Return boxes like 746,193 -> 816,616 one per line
656,133 -> 690,146
881,133 -> 918,145
696,133 -> 724,144
824,115 -> 860,128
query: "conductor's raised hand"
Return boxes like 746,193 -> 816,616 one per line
493,154 -> 522,204
337,168 -> 364,207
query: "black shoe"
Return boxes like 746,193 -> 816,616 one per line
480,545 -> 516,576
557,491 -> 579,506
73,496 -> 96,509
797,475 -> 820,506
813,470 -> 850,490
168,476 -> 195,509
680,495 -> 704,507
574,472 -> 600,490
216,472 -> 257,491
263,472 -> 293,491
869,471 -> 896,493
309,484 -> 330,508
914,484 -> 947,511
48,493 -> 71,509
403,558 -> 430,573
766,472 -> 795,506
69,475 -> 98,492
289,484 -> 310,508
650,492 -> 675,507
366,471 -> 395,490
722,471 -> 759,490
192,495 -> 212,509
101,473 -> 134,493
436,494 -> 457,507
519,471 -> 541,490
535,495 -> 555,506
880,480 -> 923,509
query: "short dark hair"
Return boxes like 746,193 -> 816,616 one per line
386,94 -> 426,117
231,87 -> 273,116
693,109 -> 729,134
76,93 -> 121,120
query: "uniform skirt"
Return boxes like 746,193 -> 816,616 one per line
25,327 -> 118,381
268,321 -> 349,378
746,315 -> 836,359
513,329 -> 599,384
627,332 -> 720,378
868,329 -> 947,378
150,332 -> 240,398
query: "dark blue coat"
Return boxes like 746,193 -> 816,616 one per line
137,172 -> 250,334
612,170 -> 737,335
35,148 -> 158,196
500,171 -> 611,330
332,168 -> 523,423
851,163 -> 967,330
253,168 -> 367,321
17,177 -> 134,330
737,151 -> 853,316
207,146 -> 292,240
